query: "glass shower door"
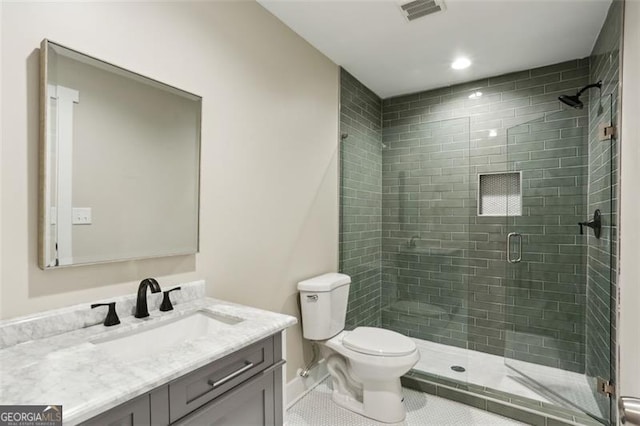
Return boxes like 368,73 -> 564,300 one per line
380,116 -> 471,384
503,102 -> 614,423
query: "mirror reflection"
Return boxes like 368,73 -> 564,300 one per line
40,40 -> 201,269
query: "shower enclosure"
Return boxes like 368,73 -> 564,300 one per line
339,59 -> 618,423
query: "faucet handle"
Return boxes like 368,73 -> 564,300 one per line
578,209 -> 602,239
159,287 -> 182,312
91,302 -> 120,327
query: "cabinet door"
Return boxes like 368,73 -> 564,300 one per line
80,394 -> 150,426
174,369 -> 277,426
150,386 -> 170,426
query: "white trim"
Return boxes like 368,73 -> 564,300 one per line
282,329 -> 287,420
51,85 -> 79,266
44,85 -> 56,267
285,359 -> 329,410
618,0 -> 640,407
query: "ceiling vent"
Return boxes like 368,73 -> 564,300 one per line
399,0 -> 445,22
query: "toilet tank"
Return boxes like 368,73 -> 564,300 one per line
298,273 -> 351,341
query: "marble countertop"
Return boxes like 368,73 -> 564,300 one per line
0,297 -> 297,425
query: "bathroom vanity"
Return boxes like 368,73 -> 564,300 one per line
82,334 -> 283,425
0,281 -> 296,425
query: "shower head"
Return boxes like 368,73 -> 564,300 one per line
558,94 -> 584,109
558,80 -> 602,109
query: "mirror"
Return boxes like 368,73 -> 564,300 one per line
39,40 -> 201,269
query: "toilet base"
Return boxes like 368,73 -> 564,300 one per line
320,330 -> 418,424
331,378 -> 406,424
363,379 -> 406,423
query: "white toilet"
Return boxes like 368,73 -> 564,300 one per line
298,273 -> 420,423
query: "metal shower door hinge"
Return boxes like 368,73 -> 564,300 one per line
599,123 -> 617,140
597,377 -> 616,396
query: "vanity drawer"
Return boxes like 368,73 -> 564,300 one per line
173,364 -> 281,426
169,336 -> 275,422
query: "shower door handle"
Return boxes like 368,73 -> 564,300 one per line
506,232 -> 522,264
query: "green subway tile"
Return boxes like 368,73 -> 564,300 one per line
400,376 -> 437,395
544,76 -> 591,94
530,147 -> 578,160
489,70 -> 532,85
486,401 -> 546,426
436,386 -> 487,410
545,418 -> 575,426
531,60 -> 578,77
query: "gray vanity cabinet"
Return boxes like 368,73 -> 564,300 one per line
80,334 -> 283,426
82,394 -> 151,426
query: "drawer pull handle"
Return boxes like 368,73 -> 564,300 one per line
208,361 -> 254,388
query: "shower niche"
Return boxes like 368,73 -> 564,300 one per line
477,172 -> 522,217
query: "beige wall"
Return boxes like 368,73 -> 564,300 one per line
0,1 -> 340,381
618,0 -> 640,402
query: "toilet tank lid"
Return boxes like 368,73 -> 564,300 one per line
298,273 -> 351,292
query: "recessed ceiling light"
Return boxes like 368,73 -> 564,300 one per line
489,129 -> 498,137
468,91 -> 483,99
451,57 -> 471,70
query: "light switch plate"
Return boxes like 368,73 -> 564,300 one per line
72,207 -> 92,225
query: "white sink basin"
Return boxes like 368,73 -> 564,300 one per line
92,310 -> 243,362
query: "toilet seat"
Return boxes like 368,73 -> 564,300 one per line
342,327 -> 416,357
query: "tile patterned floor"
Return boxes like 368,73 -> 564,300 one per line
286,378 -> 527,426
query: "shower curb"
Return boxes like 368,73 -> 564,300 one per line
401,371 -> 605,426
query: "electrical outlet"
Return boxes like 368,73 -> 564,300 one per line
72,207 -> 92,225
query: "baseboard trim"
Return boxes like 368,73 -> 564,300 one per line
286,359 -> 329,409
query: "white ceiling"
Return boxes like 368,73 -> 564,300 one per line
258,0 -> 612,98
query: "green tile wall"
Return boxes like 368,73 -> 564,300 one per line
586,0 -> 623,419
380,60 -> 592,372
339,69 -> 383,328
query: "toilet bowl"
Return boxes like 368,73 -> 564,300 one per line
298,273 -> 419,423
327,327 -> 419,379
322,327 -> 420,423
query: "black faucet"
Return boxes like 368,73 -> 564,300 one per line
135,278 -> 161,318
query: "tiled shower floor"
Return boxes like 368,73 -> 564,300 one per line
286,378 -> 526,426
412,338 -> 602,418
